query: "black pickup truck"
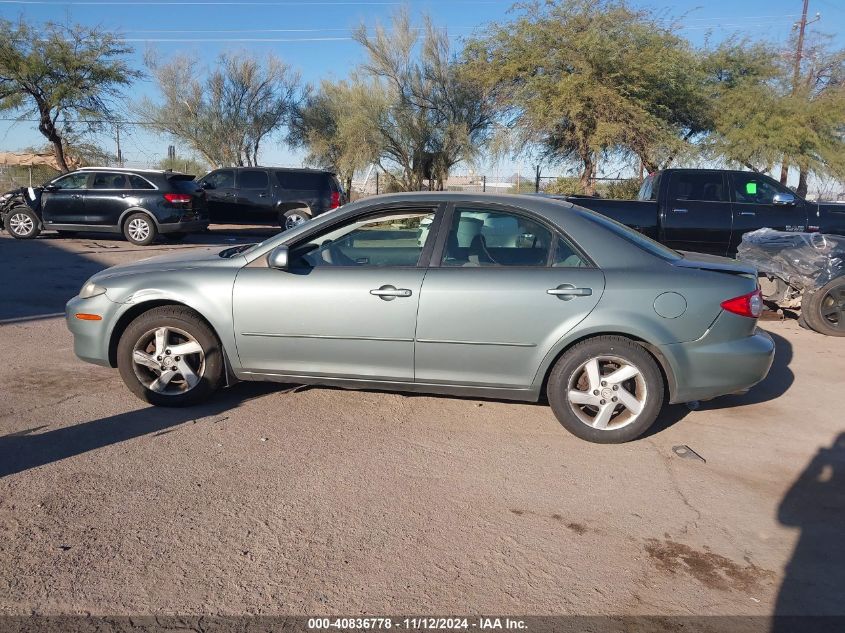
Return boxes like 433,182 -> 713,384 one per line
561,168 -> 845,256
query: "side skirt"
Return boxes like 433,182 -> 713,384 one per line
234,371 -> 541,403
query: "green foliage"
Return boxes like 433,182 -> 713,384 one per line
157,155 -> 210,177
292,10 -> 495,192
141,52 -> 301,168
599,178 -> 642,200
465,0 -> 705,194
0,19 -> 138,172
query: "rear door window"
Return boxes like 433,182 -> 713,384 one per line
91,172 -> 128,189
669,172 -> 727,202
239,169 -> 269,189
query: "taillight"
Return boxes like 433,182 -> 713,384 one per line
721,289 -> 763,318
164,193 -> 192,204
330,191 -> 341,209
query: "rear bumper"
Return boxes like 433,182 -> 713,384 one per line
159,219 -> 209,234
661,323 -> 775,404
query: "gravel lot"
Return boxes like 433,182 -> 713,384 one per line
0,228 -> 842,618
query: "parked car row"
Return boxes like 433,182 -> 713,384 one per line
0,166 -> 345,245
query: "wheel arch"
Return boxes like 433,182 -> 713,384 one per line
276,201 -> 312,215
535,331 -> 677,404
107,299 -> 238,385
118,207 -> 160,230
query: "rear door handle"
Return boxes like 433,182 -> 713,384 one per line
739,211 -> 756,216
672,208 -> 688,214
370,285 -> 412,301
258,193 -> 270,198
548,284 -> 592,300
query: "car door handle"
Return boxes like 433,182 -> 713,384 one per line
258,193 -> 270,198
370,285 -> 412,301
672,208 -> 688,214
71,194 -> 82,199
739,211 -> 757,216
547,284 -> 592,300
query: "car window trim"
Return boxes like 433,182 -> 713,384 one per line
283,202 -> 447,270
428,201 -> 596,269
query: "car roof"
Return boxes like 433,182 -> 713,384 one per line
210,166 -> 335,175
75,167 -> 182,175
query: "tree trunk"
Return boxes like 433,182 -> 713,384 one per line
779,160 -> 789,185
796,166 -> 809,199
38,112 -> 69,173
579,150 -> 595,196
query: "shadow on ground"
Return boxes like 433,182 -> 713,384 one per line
0,382 -> 288,479
773,431 -> 845,628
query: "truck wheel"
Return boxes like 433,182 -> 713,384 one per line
281,209 -> 311,231
123,212 -> 158,246
116,306 -> 223,406
6,207 -> 41,239
802,278 -> 845,336
546,336 -> 664,443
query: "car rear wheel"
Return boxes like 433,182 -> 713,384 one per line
117,306 -> 223,406
281,208 -> 311,231
547,336 -> 664,443
802,278 -> 845,337
6,207 -> 41,239
123,212 -> 157,246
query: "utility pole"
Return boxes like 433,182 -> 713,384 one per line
780,0 -> 813,184
115,124 -> 123,167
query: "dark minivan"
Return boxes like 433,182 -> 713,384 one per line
199,167 -> 345,230
1,167 -> 208,246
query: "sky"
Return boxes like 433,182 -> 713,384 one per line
0,0 -> 843,181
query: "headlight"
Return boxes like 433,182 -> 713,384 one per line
79,282 -> 107,299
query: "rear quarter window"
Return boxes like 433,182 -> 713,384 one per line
169,178 -> 201,194
277,172 -> 327,191
580,209 -> 682,261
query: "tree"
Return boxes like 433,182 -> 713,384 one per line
141,52 -> 301,168
157,155 -> 210,177
0,19 -> 137,173
350,10 -> 496,190
464,0 -> 705,194
704,34 -> 845,197
288,79 -> 385,193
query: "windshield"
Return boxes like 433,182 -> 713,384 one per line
578,208 -> 682,261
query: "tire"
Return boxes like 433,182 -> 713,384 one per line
546,336 -> 664,443
5,207 -> 41,239
123,212 -> 158,246
281,208 -> 311,231
116,306 -> 223,407
162,232 -> 187,242
802,277 -> 845,336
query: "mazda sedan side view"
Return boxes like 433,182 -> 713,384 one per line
65,193 -> 774,443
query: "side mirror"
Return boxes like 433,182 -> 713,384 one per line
43,184 -> 59,192
773,192 -> 796,205
267,245 -> 289,270
200,180 -> 214,190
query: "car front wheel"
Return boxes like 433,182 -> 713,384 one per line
123,213 -> 158,246
547,336 -> 664,443
6,207 -> 41,239
117,306 -> 223,406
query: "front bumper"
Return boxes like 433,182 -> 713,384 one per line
65,293 -> 121,367
158,219 -> 209,234
662,321 -> 775,404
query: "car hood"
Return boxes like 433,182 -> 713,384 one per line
90,246 -> 244,282
674,251 -> 757,276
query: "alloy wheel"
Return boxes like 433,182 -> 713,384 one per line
9,212 -> 34,236
819,287 -> 845,330
127,218 -> 151,242
285,213 -> 307,230
566,355 -> 648,430
131,326 -> 205,395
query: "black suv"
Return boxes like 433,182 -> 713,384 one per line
1,167 -> 208,246
199,167 -> 345,230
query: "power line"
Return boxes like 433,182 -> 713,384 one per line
2,0 -> 508,4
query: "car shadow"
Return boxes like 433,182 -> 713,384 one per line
0,382 -> 289,479
772,432 -> 845,629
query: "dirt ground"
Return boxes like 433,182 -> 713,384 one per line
0,228 -> 843,618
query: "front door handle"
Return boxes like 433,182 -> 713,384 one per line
547,284 -> 592,300
258,193 -> 269,198
672,208 -> 688,214
739,210 -> 756,216
370,285 -> 412,301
